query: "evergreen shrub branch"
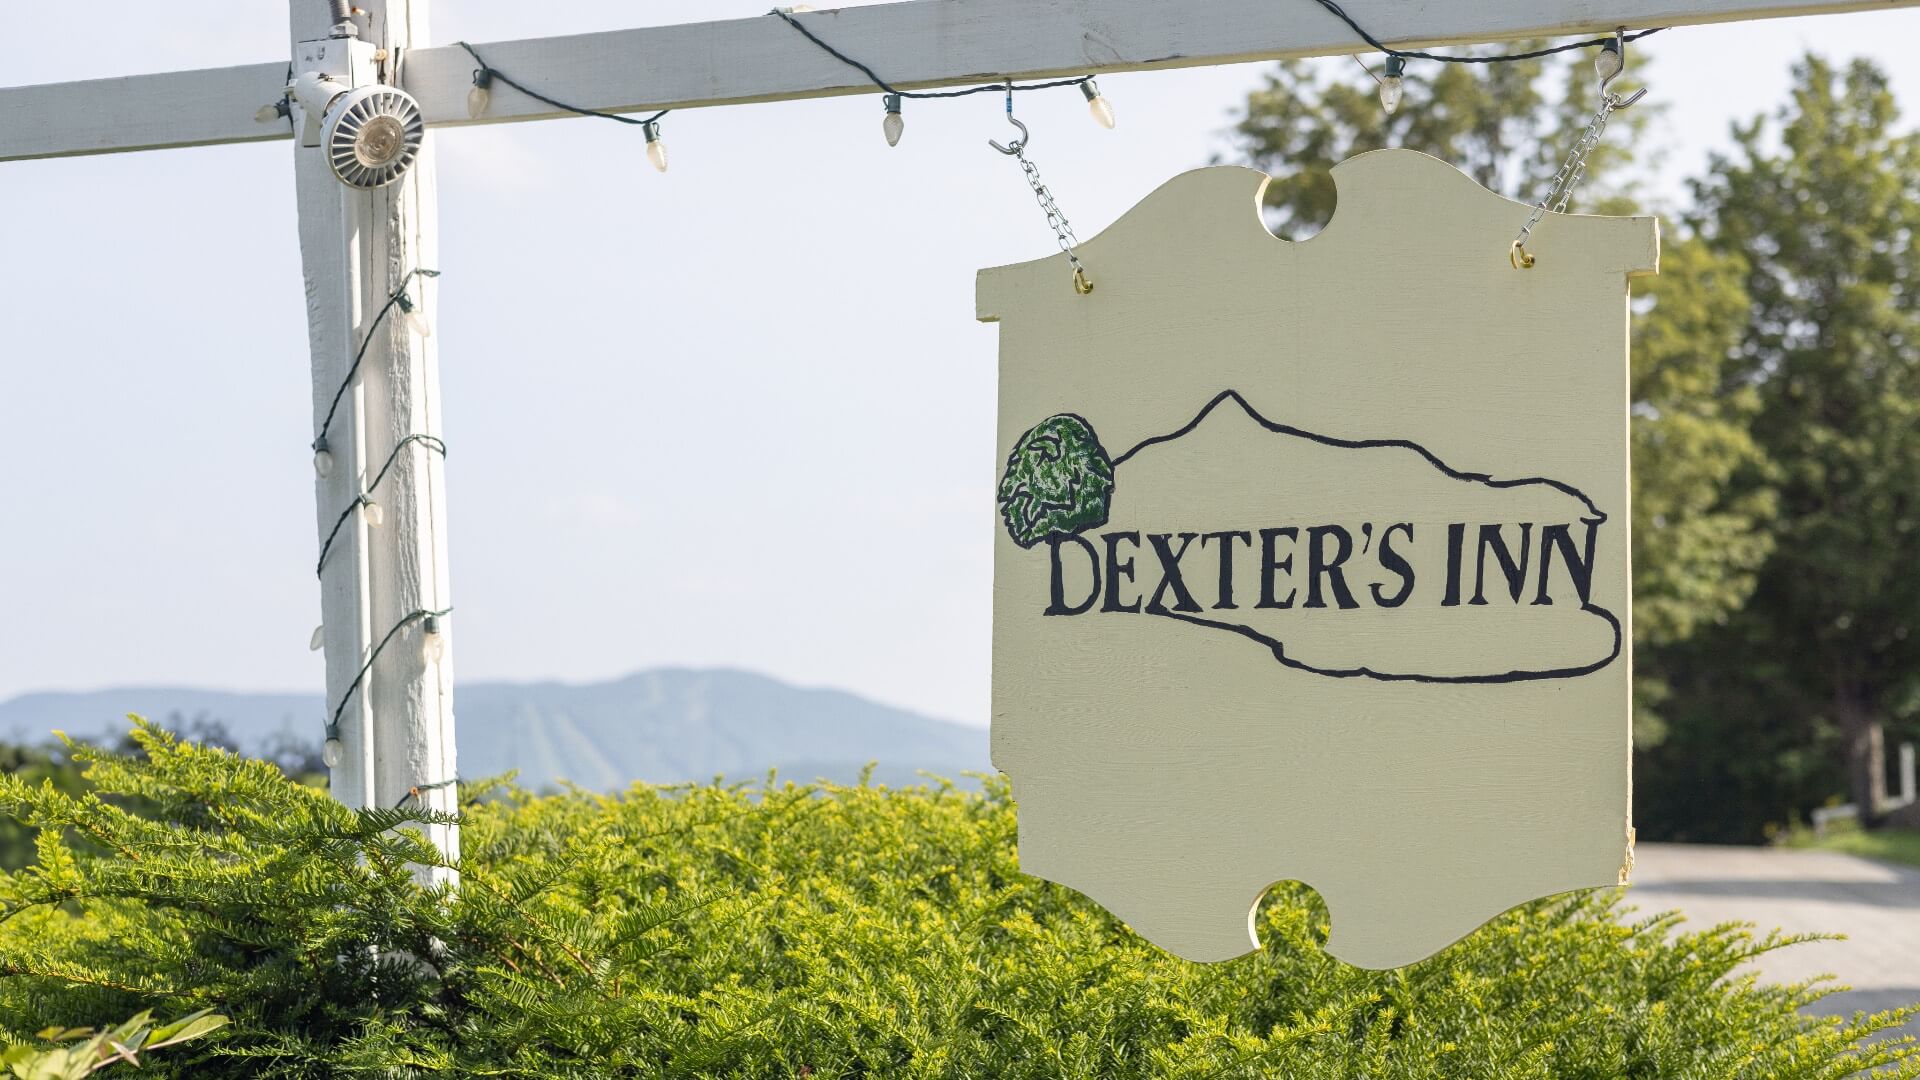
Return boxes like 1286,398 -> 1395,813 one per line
0,717 -> 1914,1077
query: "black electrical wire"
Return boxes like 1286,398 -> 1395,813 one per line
306,266 -> 450,753
770,8 -> 1091,99
456,41 -> 669,125
315,268 -> 440,450
315,433 -> 449,577
1307,0 -> 1663,63
775,1 -> 1660,99
329,606 -> 453,732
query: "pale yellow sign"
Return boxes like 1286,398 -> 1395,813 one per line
978,150 -> 1657,968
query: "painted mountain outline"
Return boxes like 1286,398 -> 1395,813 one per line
1000,390 -> 1622,684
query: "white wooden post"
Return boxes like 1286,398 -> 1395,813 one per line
291,0 -> 457,879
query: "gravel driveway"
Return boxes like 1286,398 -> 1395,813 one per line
1628,843 -> 1920,1039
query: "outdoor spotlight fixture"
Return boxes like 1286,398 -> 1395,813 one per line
287,70 -> 424,189
321,84 -> 423,188
285,20 -> 425,191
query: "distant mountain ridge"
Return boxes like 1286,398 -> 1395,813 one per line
0,669 -> 991,792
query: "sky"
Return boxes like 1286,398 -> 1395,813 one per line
0,2 -> 1916,729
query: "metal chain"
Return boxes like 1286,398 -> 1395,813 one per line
1010,147 -> 1092,294
1511,33 -> 1647,269
1510,98 -> 1617,266
989,87 -> 1092,295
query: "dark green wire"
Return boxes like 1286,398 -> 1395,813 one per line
315,433 -> 449,577
328,606 -> 454,733
314,268 -> 440,451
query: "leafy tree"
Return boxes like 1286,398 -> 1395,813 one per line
1686,56 -> 1920,822
1629,238 -> 1774,649
1629,238 -> 1777,748
1227,45 -> 1650,236
1634,618 -> 1847,842
0,720 -> 1914,1078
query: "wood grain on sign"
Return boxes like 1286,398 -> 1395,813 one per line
978,150 -> 1657,969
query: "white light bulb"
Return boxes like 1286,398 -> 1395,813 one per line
643,120 -> 668,173
394,292 -> 431,339
310,624 -> 326,652
882,94 -> 904,147
1379,56 -> 1406,116
361,499 -> 385,528
323,738 -> 345,768
1594,42 -> 1623,83
1379,77 -> 1404,115
313,447 -> 334,478
421,615 -> 446,664
1081,80 -> 1116,130
467,83 -> 491,120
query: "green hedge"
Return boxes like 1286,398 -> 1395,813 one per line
0,719 -> 1914,1078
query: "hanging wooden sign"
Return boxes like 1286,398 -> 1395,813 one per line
978,150 -> 1658,968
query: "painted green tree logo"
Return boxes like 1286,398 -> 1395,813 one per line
997,414 -> 1115,548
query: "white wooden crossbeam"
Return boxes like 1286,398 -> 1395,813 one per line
5,0 -> 1917,163
2,62 -> 291,161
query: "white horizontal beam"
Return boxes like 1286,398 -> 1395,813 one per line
5,0 -> 1916,162
1,61 -> 292,162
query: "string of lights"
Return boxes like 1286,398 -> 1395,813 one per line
1304,2 -> 1657,259
769,8 -> 1093,100
255,64 -> 298,130
456,41 -> 673,171
313,267 -> 439,473
323,606 -> 452,768
1308,0 -> 1663,64
1333,10 -> 1661,116
769,6 -> 1113,293
769,8 -> 1116,146
309,267 -> 451,775
315,433 -> 448,577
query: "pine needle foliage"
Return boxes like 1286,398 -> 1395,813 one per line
0,719 -> 1915,1078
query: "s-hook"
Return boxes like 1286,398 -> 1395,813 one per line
988,98 -> 1029,156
